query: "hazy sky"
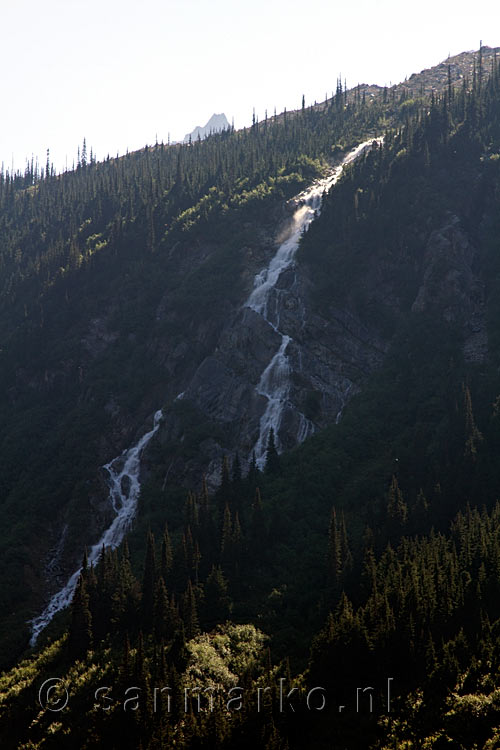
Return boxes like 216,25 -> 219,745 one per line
1,0 -> 499,172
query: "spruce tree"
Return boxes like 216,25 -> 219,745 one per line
142,530 -> 157,629
251,487 -> 266,544
182,580 -> 200,640
387,474 -> 408,531
154,577 -> 171,643
216,455 -> 232,512
220,504 -> 233,572
232,452 -> 242,485
463,384 -> 483,458
161,525 -> 173,584
202,565 -> 231,629
68,574 -> 93,658
328,507 -> 342,581
264,428 -> 280,474
246,451 -> 259,488
120,632 -> 131,685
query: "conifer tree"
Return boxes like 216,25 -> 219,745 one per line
328,507 -> 342,581
184,491 -> 198,530
68,574 -> 93,658
232,452 -> 242,485
134,631 -> 153,730
161,525 -> 173,584
216,455 -> 232,511
93,545 -> 114,639
339,512 -> 352,574
251,487 -> 266,544
463,384 -> 483,458
264,428 -> 280,474
169,623 -> 188,672
387,474 -> 408,530
328,507 -> 352,584
202,565 -> 231,629
247,451 -> 259,488
142,530 -> 157,628
220,504 -> 233,572
81,547 -> 88,575
154,577 -> 172,643
120,632 -> 131,685
182,580 -> 200,640
173,533 -> 189,592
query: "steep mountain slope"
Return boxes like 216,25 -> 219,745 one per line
0,88 -> 389,663
1,47 -> 500,750
2,50 -> 500,748
156,139 -> 385,484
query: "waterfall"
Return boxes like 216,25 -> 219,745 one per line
251,334 -> 292,462
246,139 -> 380,467
28,138 -> 381,642
29,409 -> 163,646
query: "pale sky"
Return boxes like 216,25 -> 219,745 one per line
1,0 -> 499,173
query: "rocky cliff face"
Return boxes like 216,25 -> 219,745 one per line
28,152 -> 492,644
30,139 -> 492,635
412,214 -> 487,363
153,181 -> 389,486
168,273 -> 387,481
151,205 -> 487,488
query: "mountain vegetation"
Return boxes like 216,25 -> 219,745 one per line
0,65 -> 389,665
1,47 -> 500,748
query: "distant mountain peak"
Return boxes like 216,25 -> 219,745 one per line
183,113 -> 230,143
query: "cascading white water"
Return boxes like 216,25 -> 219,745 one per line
252,334 -> 291,462
335,383 -> 353,424
28,138 -> 381,642
247,139 -> 380,467
29,409 -> 163,646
